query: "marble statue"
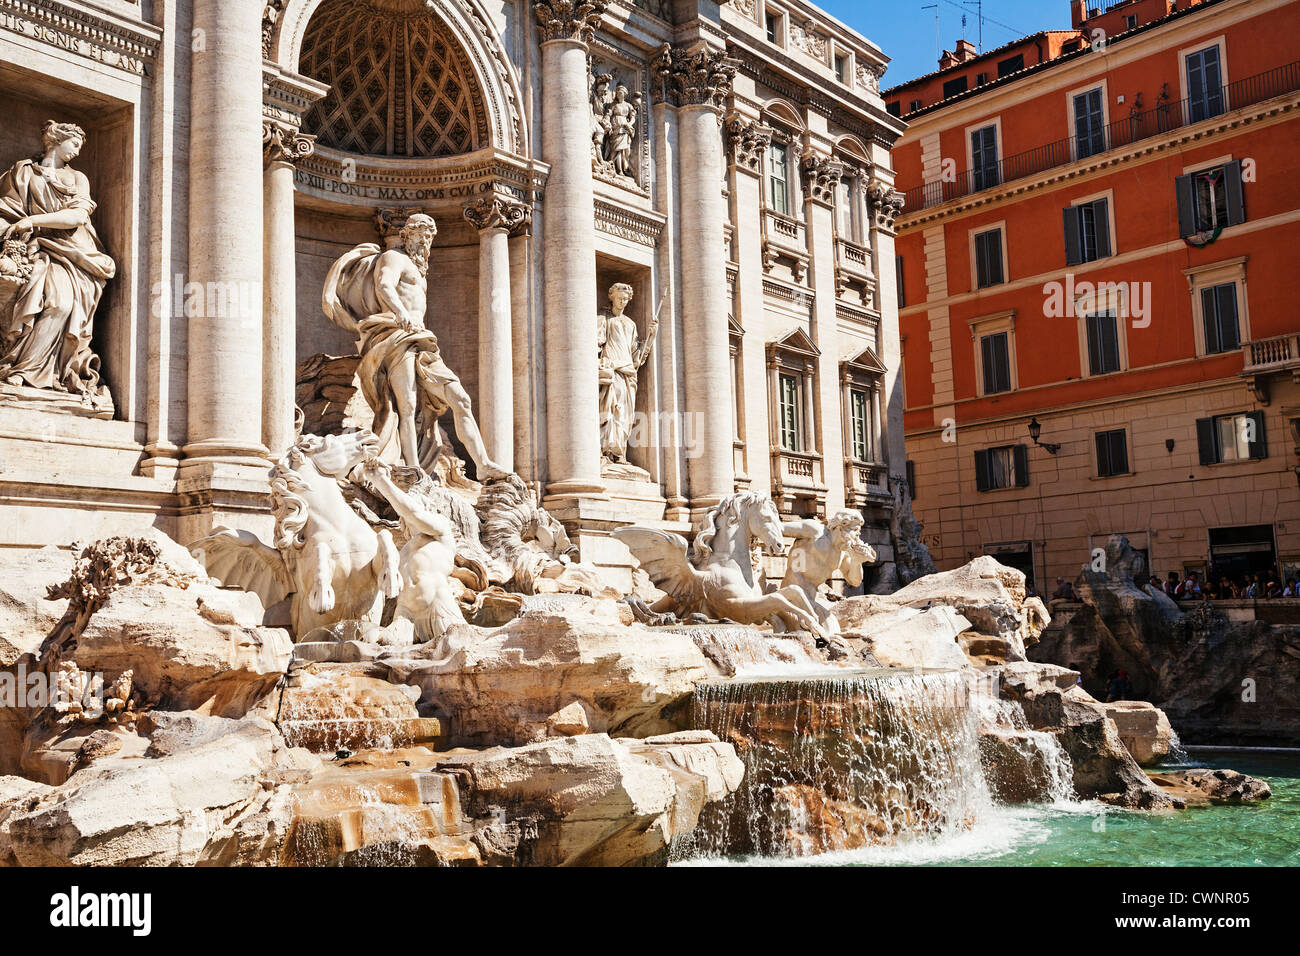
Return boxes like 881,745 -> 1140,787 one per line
614,491 -> 824,635
322,213 -> 508,481
589,71 -> 642,180
189,429 -> 402,638
0,121 -> 116,402
597,283 -> 659,467
477,474 -> 611,596
780,510 -> 877,633
604,85 -> 640,178
357,456 -> 465,646
590,72 -> 613,164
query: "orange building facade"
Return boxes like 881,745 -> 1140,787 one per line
885,0 -> 1300,591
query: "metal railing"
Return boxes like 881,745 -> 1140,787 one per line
902,60 -> 1300,213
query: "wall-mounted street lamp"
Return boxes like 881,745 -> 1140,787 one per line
1166,438 -> 1176,453
1028,417 -> 1060,455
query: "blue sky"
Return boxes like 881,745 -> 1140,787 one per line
815,0 -> 1072,86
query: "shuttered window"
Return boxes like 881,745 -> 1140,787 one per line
971,125 -> 999,191
1196,411 -> 1267,464
1074,88 -> 1106,159
1186,46 -> 1225,123
1201,282 -> 1241,354
980,331 -> 1012,394
1063,198 -> 1111,265
1085,311 -> 1121,375
974,444 -> 1029,491
1175,162 -> 1246,237
1095,428 -> 1129,477
974,228 -> 1004,288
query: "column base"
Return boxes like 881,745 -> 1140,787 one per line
543,478 -> 609,504
180,438 -> 272,475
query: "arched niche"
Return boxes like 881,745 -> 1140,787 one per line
266,0 -> 527,158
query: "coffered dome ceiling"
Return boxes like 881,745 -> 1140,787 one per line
299,0 -> 490,158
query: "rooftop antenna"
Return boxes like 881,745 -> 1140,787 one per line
963,0 -> 984,52
922,3 -> 939,62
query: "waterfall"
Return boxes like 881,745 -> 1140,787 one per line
678,670 -> 995,859
973,693 -> 1075,804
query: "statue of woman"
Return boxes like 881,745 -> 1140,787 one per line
597,283 -> 658,465
0,121 -> 116,399
603,85 -> 640,179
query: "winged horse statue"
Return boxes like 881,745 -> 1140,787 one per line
189,430 -> 402,638
613,491 -> 825,636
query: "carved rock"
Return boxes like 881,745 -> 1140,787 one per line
382,598 -> 713,746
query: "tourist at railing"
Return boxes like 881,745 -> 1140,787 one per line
1284,578 -> 1298,598
1164,571 -> 1181,596
1105,669 -> 1129,703
1051,576 -> 1077,601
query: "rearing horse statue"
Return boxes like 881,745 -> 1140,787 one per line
613,491 -> 824,636
190,430 -> 402,638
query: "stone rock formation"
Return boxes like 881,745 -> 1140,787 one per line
1149,768 -> 1272,806
1033,534 -> 1300,745
382,597 -> 716,746
1100,700 -> 1174,766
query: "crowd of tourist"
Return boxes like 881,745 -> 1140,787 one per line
1045,570 -> 1300,602
1150,570 -> 1298,601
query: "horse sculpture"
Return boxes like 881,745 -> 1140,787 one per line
189,430 -> 401,638
613,491 -> 824,636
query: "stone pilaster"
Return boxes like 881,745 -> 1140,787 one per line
183,0 -> 269,471
655,42 -> 739,510
802,149 -> 846,513
536,0 -> 608,502
262,121 -> 314,458
464,195 -> 531,474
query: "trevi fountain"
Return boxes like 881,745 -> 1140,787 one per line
0,0 -> 1285,871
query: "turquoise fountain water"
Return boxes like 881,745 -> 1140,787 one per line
673,663 -> 1297,866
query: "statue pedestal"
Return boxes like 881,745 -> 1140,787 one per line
544,476 -> 689,593
0,382 -> 113,420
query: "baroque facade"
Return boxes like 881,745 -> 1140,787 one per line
0,0 -> 914,589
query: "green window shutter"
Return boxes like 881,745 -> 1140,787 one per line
1175,173 -> 1197,238
1093,199 -> 1112,258
1013,444 -> 1030,487
1196,416 -> 1217,465
1247,411 -> 1268,460
1063,207 -> 1082,266
1222,160 -> 1246,226
974,449 -> 992,491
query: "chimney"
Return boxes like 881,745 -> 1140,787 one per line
954,39 -> 978,62
1070,0 -> 1088,29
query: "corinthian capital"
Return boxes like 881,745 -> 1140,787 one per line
653,43 -> 739,109
463,195 -> 533,235
534,0 -> 608,45
724,113 -> 773,171
263,121 -> 315,166
801,153 -> 844,204
866,178 -> 906,233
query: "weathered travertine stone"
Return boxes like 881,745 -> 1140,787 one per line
382,600 -> 712,746
888,556 -> 1049,661
1101,700 -> 1175,767
0,546 -> 74,667
4,718 -> 317,866
1150,768 -> 1271,805
437,731 -> 742,866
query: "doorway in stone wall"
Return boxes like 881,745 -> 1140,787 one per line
1208,524 -> 1279,586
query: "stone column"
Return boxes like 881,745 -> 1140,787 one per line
183,0 -> 268,470
656,43 -> 739,511
534,0 -> 608,501
262,123 -> 314,458
464,195 -> 531,475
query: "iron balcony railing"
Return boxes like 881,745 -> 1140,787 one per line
902,59 -> 1300,213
